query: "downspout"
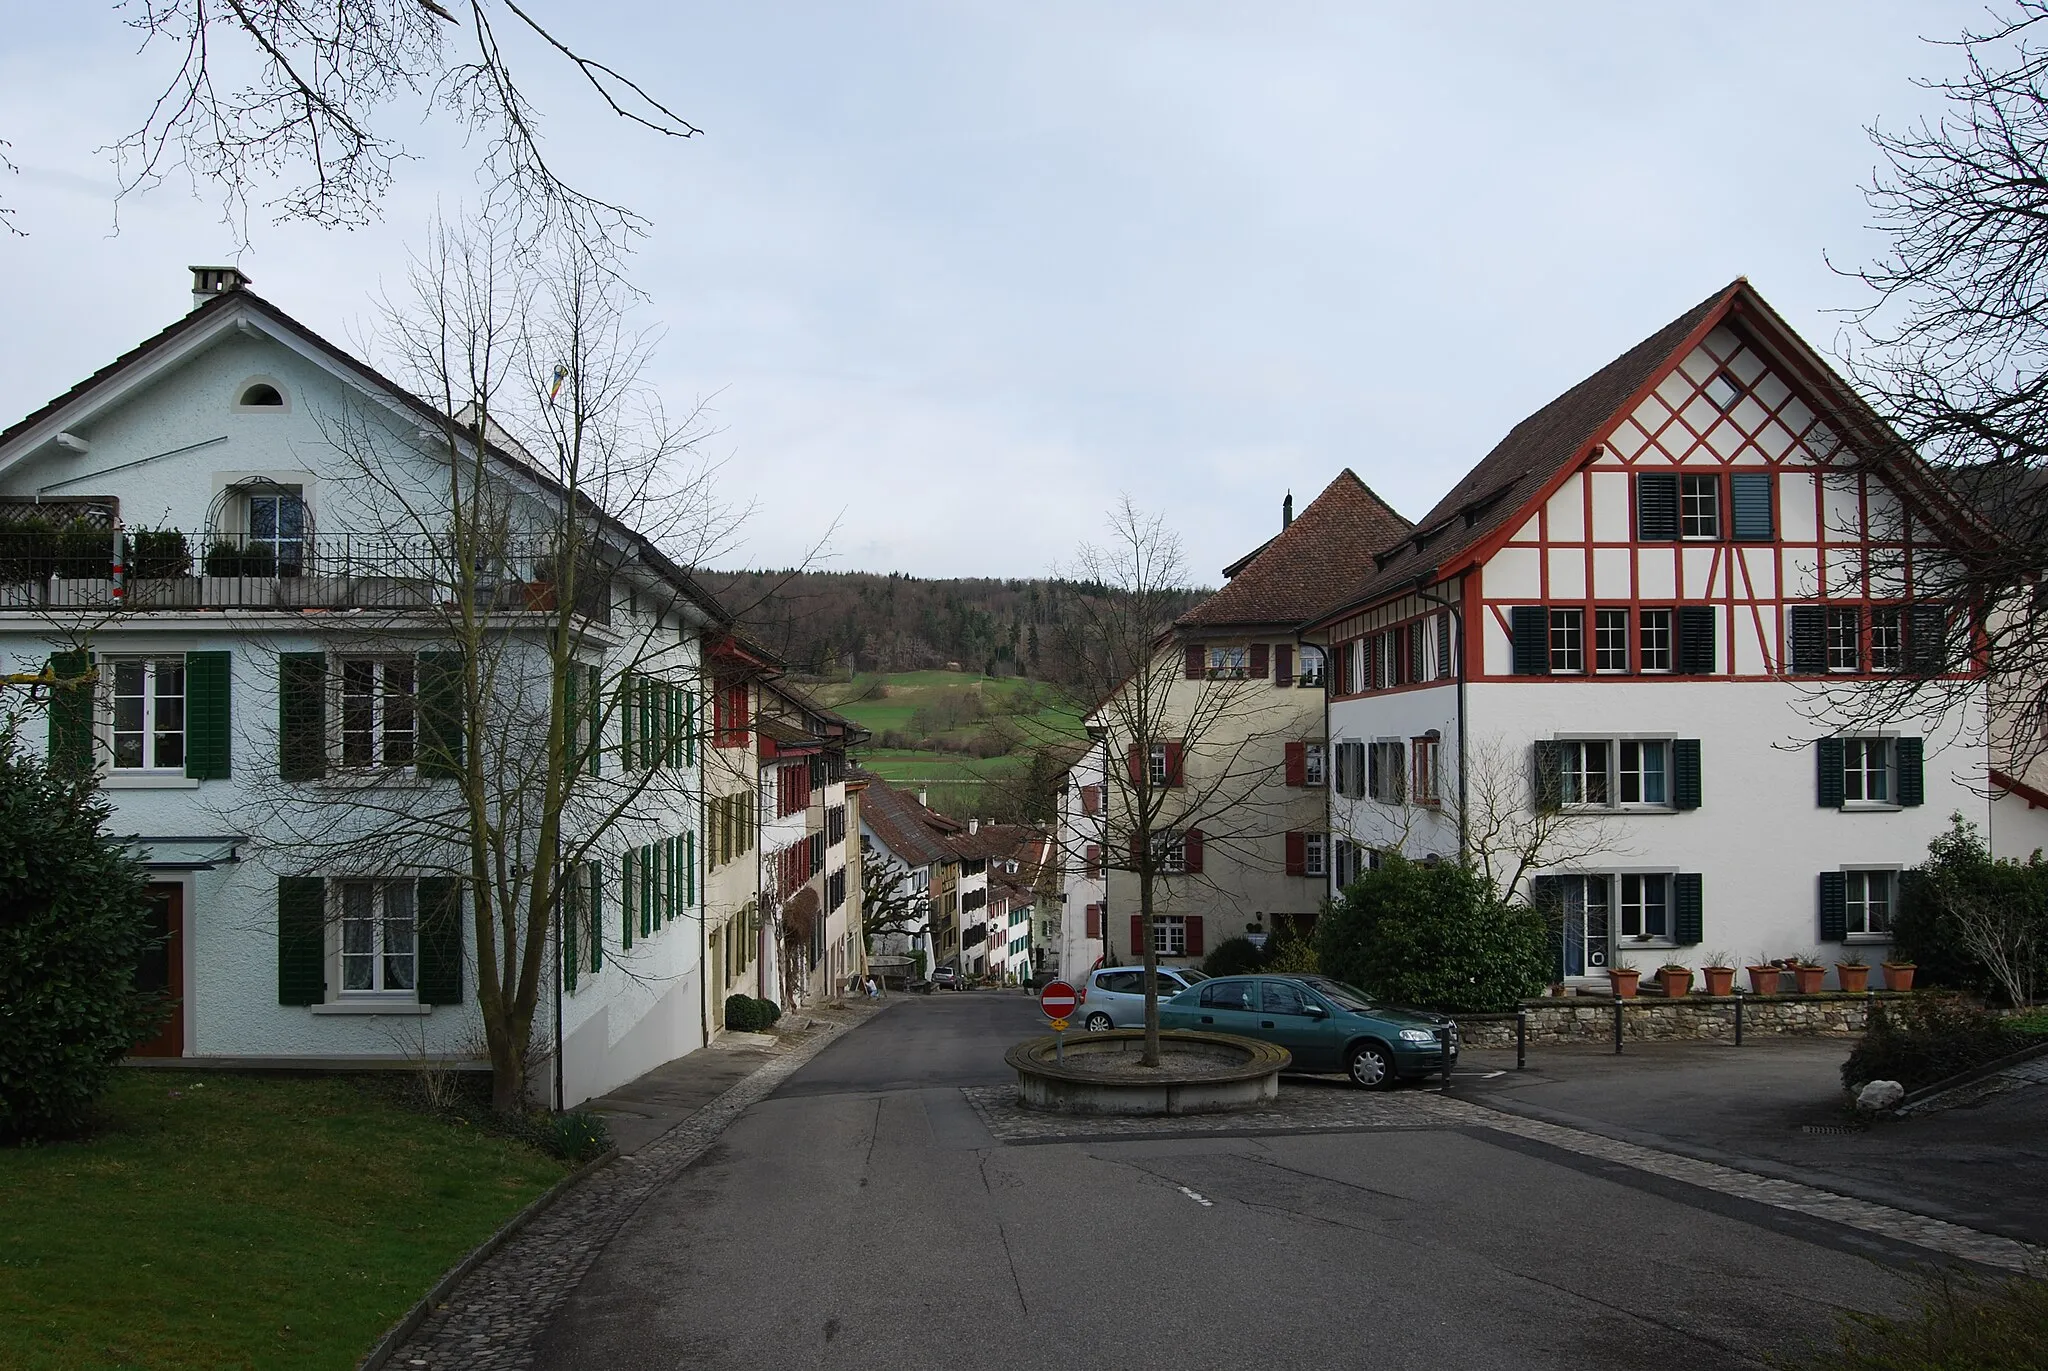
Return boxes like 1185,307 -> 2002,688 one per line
552,841 -> 565,1112
1412,572 -> 1469,856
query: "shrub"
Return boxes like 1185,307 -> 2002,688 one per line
542,1110 -> 612,1164
724,993 -> 764,1031
127,528 -> 192,579
1315,855 -> 1551,1013
1202,936 -> 1265,978
1894,815 -> 2048,1003
1841,995 -> 2024,1093
1263,927 -> 1321,975
0,728 -> 161,1141
755,997 -> 781,1026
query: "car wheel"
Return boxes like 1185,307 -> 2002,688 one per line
1084,1012 -> 1114,1032
1346,1041 -> 1397,1091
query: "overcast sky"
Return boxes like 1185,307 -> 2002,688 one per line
0,2 -> 1983,582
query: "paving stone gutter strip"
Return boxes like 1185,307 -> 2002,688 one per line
375,1010 -> 873,1370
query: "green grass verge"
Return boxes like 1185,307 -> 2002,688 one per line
2005,1008 -> 2048,1039
1,1070 -> 567,1371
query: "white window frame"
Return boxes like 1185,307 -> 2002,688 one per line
1147,742 -> 1170,788
1304,742 -> 1326,787
1593,607 -> 1629,674
1559,738 -> 1610,808
1556,873 -> 1612,972
1841,737 -> 1896,808
1152,831 -> 1188,875
1870,608 -> 1903,673
1208,646 -> 1248,679
1549,607 -> 1584,673
1616,871 -> 1674,944
105,656 -> 187,772
1297,646 -> 1327,687
1369,738 -> 1406,804
1411,736 -> 1440,807
243,487 -> 307,572
336,878 -> 419,999
1557,735 -> 1676,813
1152,915 -> 1188,957
1638,608 -> 1673,673
1303,832 -> 1328,878
1680,473 -> 1721,540
1843,867 -> 1897,941
337,656 -> 417,770
1826,607 -> 1862,673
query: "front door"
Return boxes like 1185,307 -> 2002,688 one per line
132,883 -> 184,1057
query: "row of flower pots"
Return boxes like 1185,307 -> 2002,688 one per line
1606,960 -> 1916,998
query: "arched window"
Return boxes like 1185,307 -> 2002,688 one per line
236,381 -> 286,409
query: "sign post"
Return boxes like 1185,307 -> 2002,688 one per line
1039,979 -> 1079,1064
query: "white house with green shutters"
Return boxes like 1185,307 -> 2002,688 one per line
1305,280 -> 1994,989
0,266 -> 722,1107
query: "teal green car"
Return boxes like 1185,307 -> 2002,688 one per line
1159,974 -> 1458,1089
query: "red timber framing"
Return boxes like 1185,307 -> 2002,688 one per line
1310,283 -> 1984,698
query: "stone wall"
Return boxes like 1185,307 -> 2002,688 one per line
1454,992 -> 1908,1048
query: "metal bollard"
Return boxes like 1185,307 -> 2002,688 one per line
1734,992 -> 1744,1047
1516,1007 -> 1528,1071
1613,997 -> 1624,1055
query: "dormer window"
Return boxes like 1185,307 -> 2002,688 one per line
235,380 -> 287,410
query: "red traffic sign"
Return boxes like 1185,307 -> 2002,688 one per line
1039,980 -> 1079,1020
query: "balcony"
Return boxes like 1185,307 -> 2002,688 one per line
0,529 -> 610,620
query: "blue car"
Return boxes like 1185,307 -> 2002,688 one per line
1160,974 -> 1458,1089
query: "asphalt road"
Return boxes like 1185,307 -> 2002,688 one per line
536,996 -> 1930,1371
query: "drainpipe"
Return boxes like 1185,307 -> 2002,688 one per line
550,847 -> 564,1112
1411,573 -> 1469,857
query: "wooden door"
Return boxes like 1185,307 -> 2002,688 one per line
132,883 -> 184,1057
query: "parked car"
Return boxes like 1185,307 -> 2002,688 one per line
1078,965 -> 1210,1031
1160,974 -> 1458,1089
932,965 -> 963,991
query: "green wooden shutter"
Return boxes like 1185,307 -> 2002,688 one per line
1788,606 -> 1825,675
278,652 -> 328,781
1673,872 -> 1703,945
617,678 -> 635,772
416,877 -> 464,1004
621,850 -> 635,949
563,664 -> 581,776
1510,606 -> 1549,675
638,678 -> 652,771
686,690 -> 698,766
277,875 -> 326,1005
1678,606 -> 1716,675
417,652 -> 466,779
47,649 -> 94,779
587,860 -> 604,974
1637,471 -> 1679,540
687,830 -> 697,907
183,650 -> 232,779
564,867 -> 580,994
1818,871 -> 1848,943
1672,739 -> 1701,810
1730,472 -> 1774,541
1909,604 -> 1949,676
1816,738 -> 1845,808
586,665 -> 602,776
1897,736 -> 1925,807
1532,740 -> 1564,811
669,835 -> 681,924
640,843 -> 653,938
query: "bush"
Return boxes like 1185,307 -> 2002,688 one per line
1263,927 -> 1321,975
755,996 -> 781,1026
1202,936 -> 1266,978
724,993 -> 764,1031
1842,995 -> 2025,1093
1315,855 -> 1551,1012
1894,815 -> 2048,1003
0,728 -> 161,1141
541,1110 -> 612,1164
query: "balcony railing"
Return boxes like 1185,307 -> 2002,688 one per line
0,529 -> 611,620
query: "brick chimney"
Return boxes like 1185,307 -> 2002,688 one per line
1282,491 -> 1294,529
189,265 -> 251,310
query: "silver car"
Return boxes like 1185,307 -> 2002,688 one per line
1078,965 -> 1210,1031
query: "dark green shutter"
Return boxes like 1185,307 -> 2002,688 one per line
1678,606 -> 1716,674
1636,472 -> 1679,541
417,652 -> 465,779
183,651 -> 232,779
564,867 -> 579,994
1672,739 -> 1701,810
1729,472 -> 1774,541
1511,606 -> 1549,675
277,876 -> 326,1005
1897,736 -> 1925,807
47,649 -> 94,778
563,664 -> 580,776
621,850 -> 635,949
278,652 -> 327,781
416,877 -> 463,1004
1533,740 -> 1564,812
1673,873 -> 1703,945
618,678 -> 635,771
586,666 -> 602,776
687,830 -> 697,907
1788,606 -> 1825,675
1817,738 -> 1845,808
1909,605 -> 1949,676
640,843 -> 653,938
686,690 -> 698,765
586,861 -> 603,973
1818,871 -> 1847,943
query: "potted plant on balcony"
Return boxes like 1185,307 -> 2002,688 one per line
1746,959 -> 1782,995
1606,961 -> 1640,999
1700,953 -> 1736,997
1834,952 -> 1870,993
1655,963 -> 1693,998
1788,954 -> 1827,995
1881,959 -> 1916,992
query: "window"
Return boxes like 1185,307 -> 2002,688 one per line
1842,738 -> 1892,804
1152,916 -> 1188,956
1702,372 -> 1741,412
246,490 -> 306,573
339,658 -> 415,767
1369,739 -> 1406,803
339,880 -> 416,994
1554,874 -> 1612,975
109,658 -> 185,769
1411,736 -> 1440,806
713,681 -> 749,747
1617,740 -> 1668,806
1209,646 -> 1248,678
1680,474 -> 1720,539
1560,739 -> 1610,807
1845,870 -> 1894,938
237,381 -> 285,408
1147,742 -> 1170,788
1262,980 -> 1311,1016
1594,608 -> 1629,673
1639,609 -> 1672,673
827,805 -> 847,845
1553,737 -> 1673,810
1201,979 -> 1254,1010
1297,647 -> 1326,688
1153,832 -> 1188,874
1304,742 -> 1326,787
1549,608 -> 1584,673
1617,873 -> 1671,941
1827,608 -> 1861,672
1303,832 -> 1328,877
1870,608 -> 1902,673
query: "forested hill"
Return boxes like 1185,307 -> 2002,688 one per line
701,570 -> 1208,677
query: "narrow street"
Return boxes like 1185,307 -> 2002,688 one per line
535,996 -> 1930,1371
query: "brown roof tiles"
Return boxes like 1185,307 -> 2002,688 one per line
1175,469 -> 1412,629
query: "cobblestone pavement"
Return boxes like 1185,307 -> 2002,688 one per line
964,1083 -> 2047,1273
1899,1053 -> 2048,1117
384,1003 -> 881,1370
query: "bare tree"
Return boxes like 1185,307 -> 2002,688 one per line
13,2 -> 698,248
859,849 -> 928,951
1454,734 -> 1623,898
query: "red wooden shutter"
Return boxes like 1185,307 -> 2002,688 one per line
1165,742 -> 1184,787
1183,829 -> 1204,874
1131,914 -> 1146,954
1082,785 -> 1101,815
1131,834 -> 1146,866
1285,741 -> 1306,787
1185,916 -> 1204,957
1250,643 -> 1269,678
1285,831 -> 1306,876
1276,644 -> 1294,684
1084,843 -> 1101,879
1127,744 -> 1143,785
1184,643 -> 1205,679
1086,904 -> 1101,938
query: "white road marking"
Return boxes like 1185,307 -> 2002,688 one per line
1177,1185 -> 1213,1207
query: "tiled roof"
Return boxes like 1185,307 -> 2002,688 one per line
1309,282 -> 1738,624
1176,469 -> 1412,629
852,769 -> 953,867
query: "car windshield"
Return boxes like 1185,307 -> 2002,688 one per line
1174,969 -> 1210,984
1301,976 -> 1375,1011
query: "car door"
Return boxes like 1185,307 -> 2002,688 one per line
1256,978 -> 1334,1070
1186,978 -> 1262,1036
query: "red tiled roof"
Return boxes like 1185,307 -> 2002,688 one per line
852,769 -> 954,867
1175,469 -> 1412,629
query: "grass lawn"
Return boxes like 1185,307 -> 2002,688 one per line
0,1070 -> 567,1371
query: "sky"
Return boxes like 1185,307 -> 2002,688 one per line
0,1 -> 1988,582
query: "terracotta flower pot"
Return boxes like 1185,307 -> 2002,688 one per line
1607,967 -> 1640,999
1748,965 -> 1781,995
1883,963 -> 1916,992
1791,964 -> 1826,995
1836,963 -> 1870,993
1701,966 -> 1735,996
1656,967 -> 1693,998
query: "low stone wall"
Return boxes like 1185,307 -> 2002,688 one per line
1454,992 -> 1911,1048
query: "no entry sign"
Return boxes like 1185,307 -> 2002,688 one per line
1039,979 -> 1079,1021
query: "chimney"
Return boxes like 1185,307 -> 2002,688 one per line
969,817 -> 980,835
189,265 -> 251,310
918,788 -> 929,807
1282,491 -> 1294,529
